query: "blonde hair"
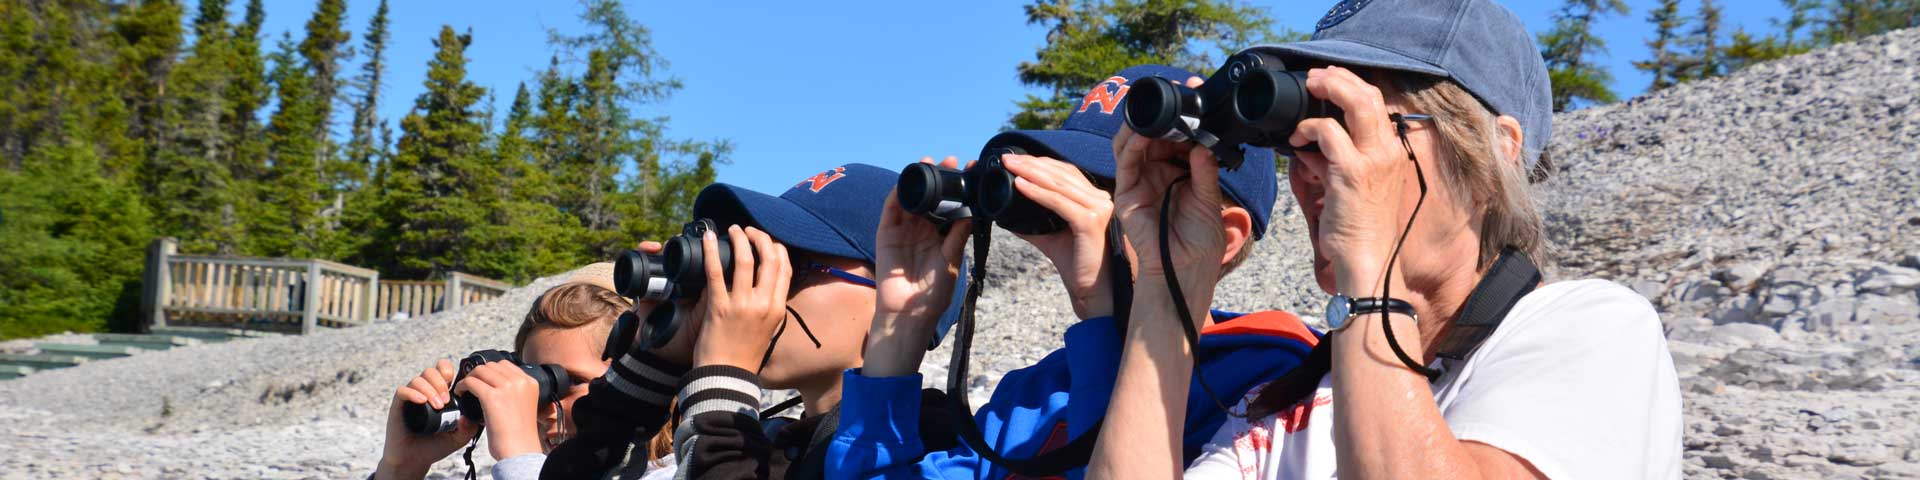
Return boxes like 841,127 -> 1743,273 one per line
1387,74 -> 1549,268
512,282 -> 630,354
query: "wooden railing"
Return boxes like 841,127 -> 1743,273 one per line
141,238 -> 514,334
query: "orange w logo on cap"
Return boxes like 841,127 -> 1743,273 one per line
799,166 -> 847,193
1076,76 -> 1131,114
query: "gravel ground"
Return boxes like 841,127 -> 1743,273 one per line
1,27 -> 1915,480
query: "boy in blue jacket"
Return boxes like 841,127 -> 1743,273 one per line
828,65 -> 1318,479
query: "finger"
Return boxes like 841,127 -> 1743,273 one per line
1000,155 -> 1079,205
964,159 -> 977,170
1116,134 -> 1152,193
1186,146 -> 1224,205
422,364 -> 452,403
918,156 -> 935,165
941,219 -> 971,268
1291,117 -> 1362,173
700,227 -> 729,305
747,227 -> 778,294
1112,124 -> 1135,156
880,189 -> 903,227
1307,67 -> 1389,153
1185,75 -> 1204,88
770,242 -> 792,309
638,241 -> 664,254
941,155 -> 960,169
1011,176 -> 1087,230
403,378 -> 437,408
728,225 -> 754,296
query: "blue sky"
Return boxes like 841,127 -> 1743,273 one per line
249,0 -> 1791,194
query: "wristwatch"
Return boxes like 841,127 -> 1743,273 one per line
1325,294 -> 1416,330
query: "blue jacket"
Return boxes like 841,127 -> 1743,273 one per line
827,310 -> 1319,479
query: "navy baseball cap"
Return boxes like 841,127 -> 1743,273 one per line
1249,0 -> 1554,167
693,163 -> 970,347
984,64 -> 1279,239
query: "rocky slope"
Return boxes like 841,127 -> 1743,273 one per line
0,27 -> 1916,480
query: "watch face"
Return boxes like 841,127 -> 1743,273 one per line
1325,294 -> 1351,330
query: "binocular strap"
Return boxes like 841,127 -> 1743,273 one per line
944,218 -> 1134,477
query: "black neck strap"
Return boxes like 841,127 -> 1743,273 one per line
943,218 -> 1133,477
1430,248 -> 1540,361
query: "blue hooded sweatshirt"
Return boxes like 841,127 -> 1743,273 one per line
826,310 -> 1319,479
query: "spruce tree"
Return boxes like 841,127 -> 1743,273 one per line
1010,0 -> 1293,129
1538,0 -> 1631,112
111,0 -> 185,161
345,0 -> 391,175
1634,0 -> 1687,92
257,32 -> 325,257
466,83 -> 585,281
376,26 -> 490,278
226,0 -> 269,184
151,0 -> 242,253
1775,0 -> 1821,50
1677,0 -> 1725,82
0,0 -> 156,337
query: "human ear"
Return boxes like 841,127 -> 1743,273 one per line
1495,115 -> 1524,168
1218,206 -> 1253,269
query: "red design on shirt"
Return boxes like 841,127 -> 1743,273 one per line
1280,394 -> 1332,434
1004,421 -> 1072,480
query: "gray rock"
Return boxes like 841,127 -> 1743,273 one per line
1719,263 -> 1770,291
1707,323 -> 1785,349
1857,265 -> 1920,295
1855,295 -> 1920,324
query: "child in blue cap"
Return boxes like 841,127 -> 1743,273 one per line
828,65 -> 1318,480
543,164 -> 962,480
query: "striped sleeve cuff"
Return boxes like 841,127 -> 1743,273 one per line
677,365 -> 763,423
603,351 -> 689,409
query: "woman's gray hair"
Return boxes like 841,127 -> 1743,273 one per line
1390,74 -> 1549,269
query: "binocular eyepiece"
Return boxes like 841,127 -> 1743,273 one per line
895,146 -> 1068,235
614,250 -> 672,303
401,350 -> 572,435
1122,51 -> 1342,169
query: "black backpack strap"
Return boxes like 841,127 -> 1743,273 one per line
1432,249 -> 1541,361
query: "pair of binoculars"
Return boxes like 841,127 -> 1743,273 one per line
401,350 -> 571,435
1123,50 -> 1343,170
612,219 -> 744,352
894,146 -> 1071,235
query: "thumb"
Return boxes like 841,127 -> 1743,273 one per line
1185,145 -> 1224,206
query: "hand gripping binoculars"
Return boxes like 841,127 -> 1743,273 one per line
611,219 -> 744,352
401,349 -> 571,435
894,146 -> 1071,235
1122,50 -> 1343,170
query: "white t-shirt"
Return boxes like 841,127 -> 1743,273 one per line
1186,279 -> 1683,480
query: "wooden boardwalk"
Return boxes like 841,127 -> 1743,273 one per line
140,238 -> 512,335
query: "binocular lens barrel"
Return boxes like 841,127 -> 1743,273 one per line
637,304 -> 679,352
973,154 -> 1065,235
897,163 -> 971,222
1122,77 -> 1199,142
401,351 -> 571,435
1232,69 -> 1341,138
662,220 -> 732,295
614,250 -> 671,302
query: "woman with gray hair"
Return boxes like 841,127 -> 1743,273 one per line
1089,0 -> 1682,478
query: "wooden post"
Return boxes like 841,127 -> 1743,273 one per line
365,271 -> 380,323
445,272 -> 465,311
302,260 -> 321,335
143,238 -> 178,332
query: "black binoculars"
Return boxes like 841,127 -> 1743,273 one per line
401,349 -> 571,435
608,219 -> 744,352
895,146 -> 1070,235
1123,50 -> 1342,169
